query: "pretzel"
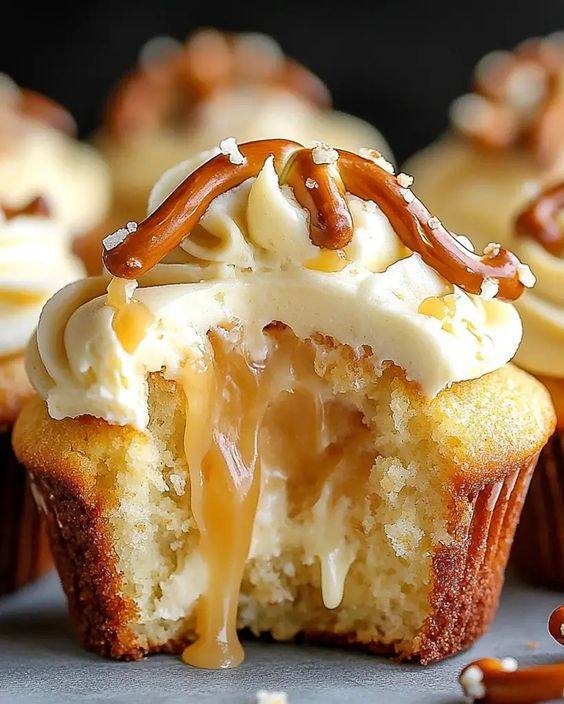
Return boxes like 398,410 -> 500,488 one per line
103,138 -> 530,301
1,196 -> 50,220
452,34 -> 564,165
105,30 -> 331,139
549,606 -> 564,645
515,181 -> 564,256
459,657 -> 564,703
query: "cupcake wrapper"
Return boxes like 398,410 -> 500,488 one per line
26,450 -> 538,664
513,430 -> 564,590
418,456 -> 536,663
0,429 -> 51,594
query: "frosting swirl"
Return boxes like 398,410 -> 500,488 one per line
0,201 -> 84,356
511,184 -> 564,379
27,148 -> 524,430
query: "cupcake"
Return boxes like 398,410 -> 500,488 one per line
405,34 -> 564,253
508,182 -> 564,589
0,196 -> 84,594
0,75 -> 110,240
13,140 -> 554,667
97,29 -> 391,231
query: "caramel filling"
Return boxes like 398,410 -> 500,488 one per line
107,278 -> 155,354
180,328 -> 372,668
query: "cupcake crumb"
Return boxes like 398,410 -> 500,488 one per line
256,690 -> 288,704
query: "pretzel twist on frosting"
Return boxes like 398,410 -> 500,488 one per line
515,181 -> 564,256
459,657 -> 564,704
103,138 -> 529,301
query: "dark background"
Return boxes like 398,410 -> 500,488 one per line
2,0 -> 563,162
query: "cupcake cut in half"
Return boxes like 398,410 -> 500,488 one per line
404,33 -> 564,253
14,139 -> 554,667
1,196 -> 85,594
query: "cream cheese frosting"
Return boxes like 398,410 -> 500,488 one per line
27,149 -> 523,430
0,76 -> 110,234
510,236 -> 564,379
0,208 -> 85,356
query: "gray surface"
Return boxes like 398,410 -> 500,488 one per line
0,572 -> 562,704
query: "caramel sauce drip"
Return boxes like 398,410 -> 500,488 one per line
105,30 -> 331,139
103,138 -> 526,300
180,328 -> 369,668
459,657 -> 564,704
549,605 -> 564,645
456,35 -> 564,164
106,278 -> 155,354
1,196 -> 50,221
515,181 -> 564,256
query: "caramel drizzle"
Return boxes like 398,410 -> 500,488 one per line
1,196 -> 51,220
105,30 -> 331,138
453,35 -> 564,165
549,606 -> 564,646
459,657 -> 564,704
515,181 -> 564,256
103,138 -> 527,300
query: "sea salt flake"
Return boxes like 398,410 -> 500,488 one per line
219,137 -> 245,165
482,242 -> 501,258
103,221 -> 138,251
460,665 -> 486,699
256,691 -> 288,704
311,141 -> 338,165
500,657 -> 518,672
427,216 -> 441,230
397,172 -> 414,188
401,188 -> 415,203
480,277 -> 499,300
305,177 -> 318,189
359,147 -> 395,174
517,262 -> 535,288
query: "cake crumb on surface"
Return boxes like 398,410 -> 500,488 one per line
480,277 -> 499,300
256,690 -> 288,704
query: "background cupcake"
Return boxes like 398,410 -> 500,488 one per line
0,75 -> 110,243
92,30 -> 391,255
0,196 -> 84,594
510,183 -> 564,589
404,34 -> 564,253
